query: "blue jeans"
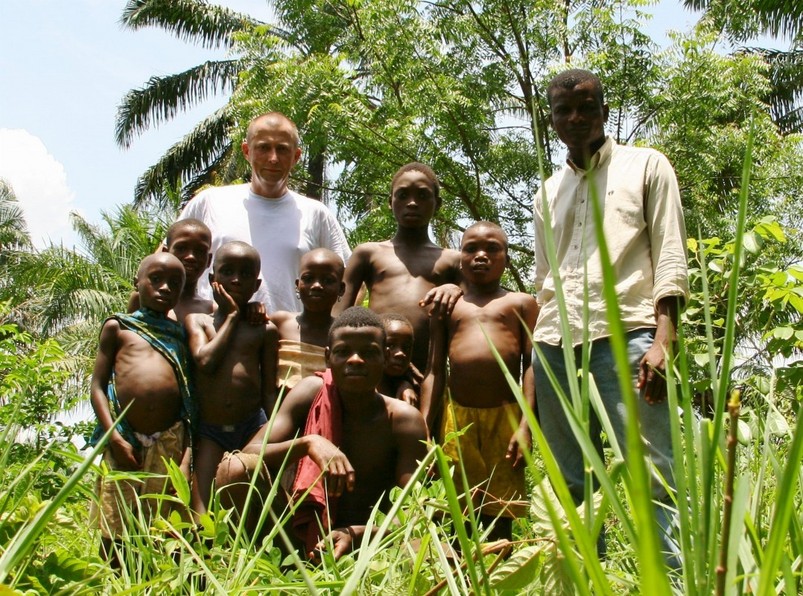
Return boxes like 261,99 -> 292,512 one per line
534,329 -> 680,567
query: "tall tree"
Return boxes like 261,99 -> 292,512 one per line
684,0 -> 803,132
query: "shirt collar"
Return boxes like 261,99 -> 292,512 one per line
566,136 -> 615,173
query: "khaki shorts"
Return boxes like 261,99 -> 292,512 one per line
90,420 -> 188,539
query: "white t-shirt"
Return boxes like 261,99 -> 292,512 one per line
177,184 -> 351,313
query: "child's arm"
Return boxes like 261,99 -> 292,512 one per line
420,313 -> 448,432
90,320 -> 141,470
336,245 -> 371,313
186,282 -> 241,372
506,296 -> 539,468
261,322 -> 280,415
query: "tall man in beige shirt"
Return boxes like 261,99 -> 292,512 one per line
533,69 -> 688,568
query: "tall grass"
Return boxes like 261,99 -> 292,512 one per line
1,130 -> 802,593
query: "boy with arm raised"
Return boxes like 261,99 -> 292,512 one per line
185,241 -> 279,514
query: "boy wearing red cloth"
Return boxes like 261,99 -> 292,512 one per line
216,306 -> 428,559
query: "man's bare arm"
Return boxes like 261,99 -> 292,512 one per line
419,314 -> 448,431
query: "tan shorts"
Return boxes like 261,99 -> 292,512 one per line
90,420 -> 188,539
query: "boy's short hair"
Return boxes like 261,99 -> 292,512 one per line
329,306 -> 386,346
463,220 -> 509,251
391,162 -> 440,201
380,312 -> 415,337
546,69 -> 605,106
213,240 -> 261,269
166,218 -> 211,246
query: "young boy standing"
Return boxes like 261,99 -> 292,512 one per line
422,222 -> 539,540
185,241 -> 279,513
89,253 -> 196,560
339,163 -> 462,373
128,219 -> 214,322
271,248 -> 345,392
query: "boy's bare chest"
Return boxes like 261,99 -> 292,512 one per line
370,245 -> 454,284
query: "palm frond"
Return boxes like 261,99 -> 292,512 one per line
116,59 -> 243,147
131,108 -> 236,205
120,0 -> 260,49
0,179 -> 31,251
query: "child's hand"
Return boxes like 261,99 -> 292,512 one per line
211,281 -> 239,315
397,386 -> 419,409
505,425 -> 532,469
419,283 -> 463,317
244,301 -> 269,324
110,435 -> 141,471
310,526 -> 356,561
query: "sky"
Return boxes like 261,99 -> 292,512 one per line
0,0 -> 732,250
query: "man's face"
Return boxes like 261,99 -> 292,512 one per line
241,117 -> 302,197
549,80 -> 609,156
327,326 -> 386,394
389,170 -> 439,229
136,255 -> 185,313
167,227 -> 212,285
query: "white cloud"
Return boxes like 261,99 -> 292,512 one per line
0,129 -> 75,248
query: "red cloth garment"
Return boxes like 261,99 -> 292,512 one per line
291,369 -> 343,554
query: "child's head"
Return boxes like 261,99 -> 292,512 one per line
327,307 -> 386,393
389,162 -> 441,229
210,241 -> 262,306
164,219 -> 212,285
135,253 -> 186,313
297,248 -> 345,313
460,221 -> 509,284
380,313 -> 414,378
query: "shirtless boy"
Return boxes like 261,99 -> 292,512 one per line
422,222 -> 539,540
379,313 -> 422,407
128,219 -> 213,322
215,306 -> 428,560
89,253 -> 195,560
271,248 -> 345,392
185,241 -> 279,513
339,163 -> 461,372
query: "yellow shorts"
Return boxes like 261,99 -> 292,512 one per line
91,420 -> 188,539
440,400 -> 527,518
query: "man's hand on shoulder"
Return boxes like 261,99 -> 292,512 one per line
244,301 -> 269,324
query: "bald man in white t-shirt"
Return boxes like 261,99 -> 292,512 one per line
177,112 -> 350,313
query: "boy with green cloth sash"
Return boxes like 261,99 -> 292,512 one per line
89,253 -> 197,562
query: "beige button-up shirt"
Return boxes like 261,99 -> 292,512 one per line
533,137 -> 689,346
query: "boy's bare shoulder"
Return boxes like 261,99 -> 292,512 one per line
382,395 -> 427,429
352,240 -> 391,258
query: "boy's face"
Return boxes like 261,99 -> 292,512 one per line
326,326 -> 385,395
383,321 -> 413,377
296,255 -> 345,313
136,254 -> 185,313
460,225 -> 508,284
167,227 -> 212,285
389,170 -> 439,229
211,250 -> 261,306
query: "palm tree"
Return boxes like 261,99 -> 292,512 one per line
684,0 -> 803,133
117,0 -> 344,205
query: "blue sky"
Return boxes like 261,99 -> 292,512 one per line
0,0 -> 716,249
